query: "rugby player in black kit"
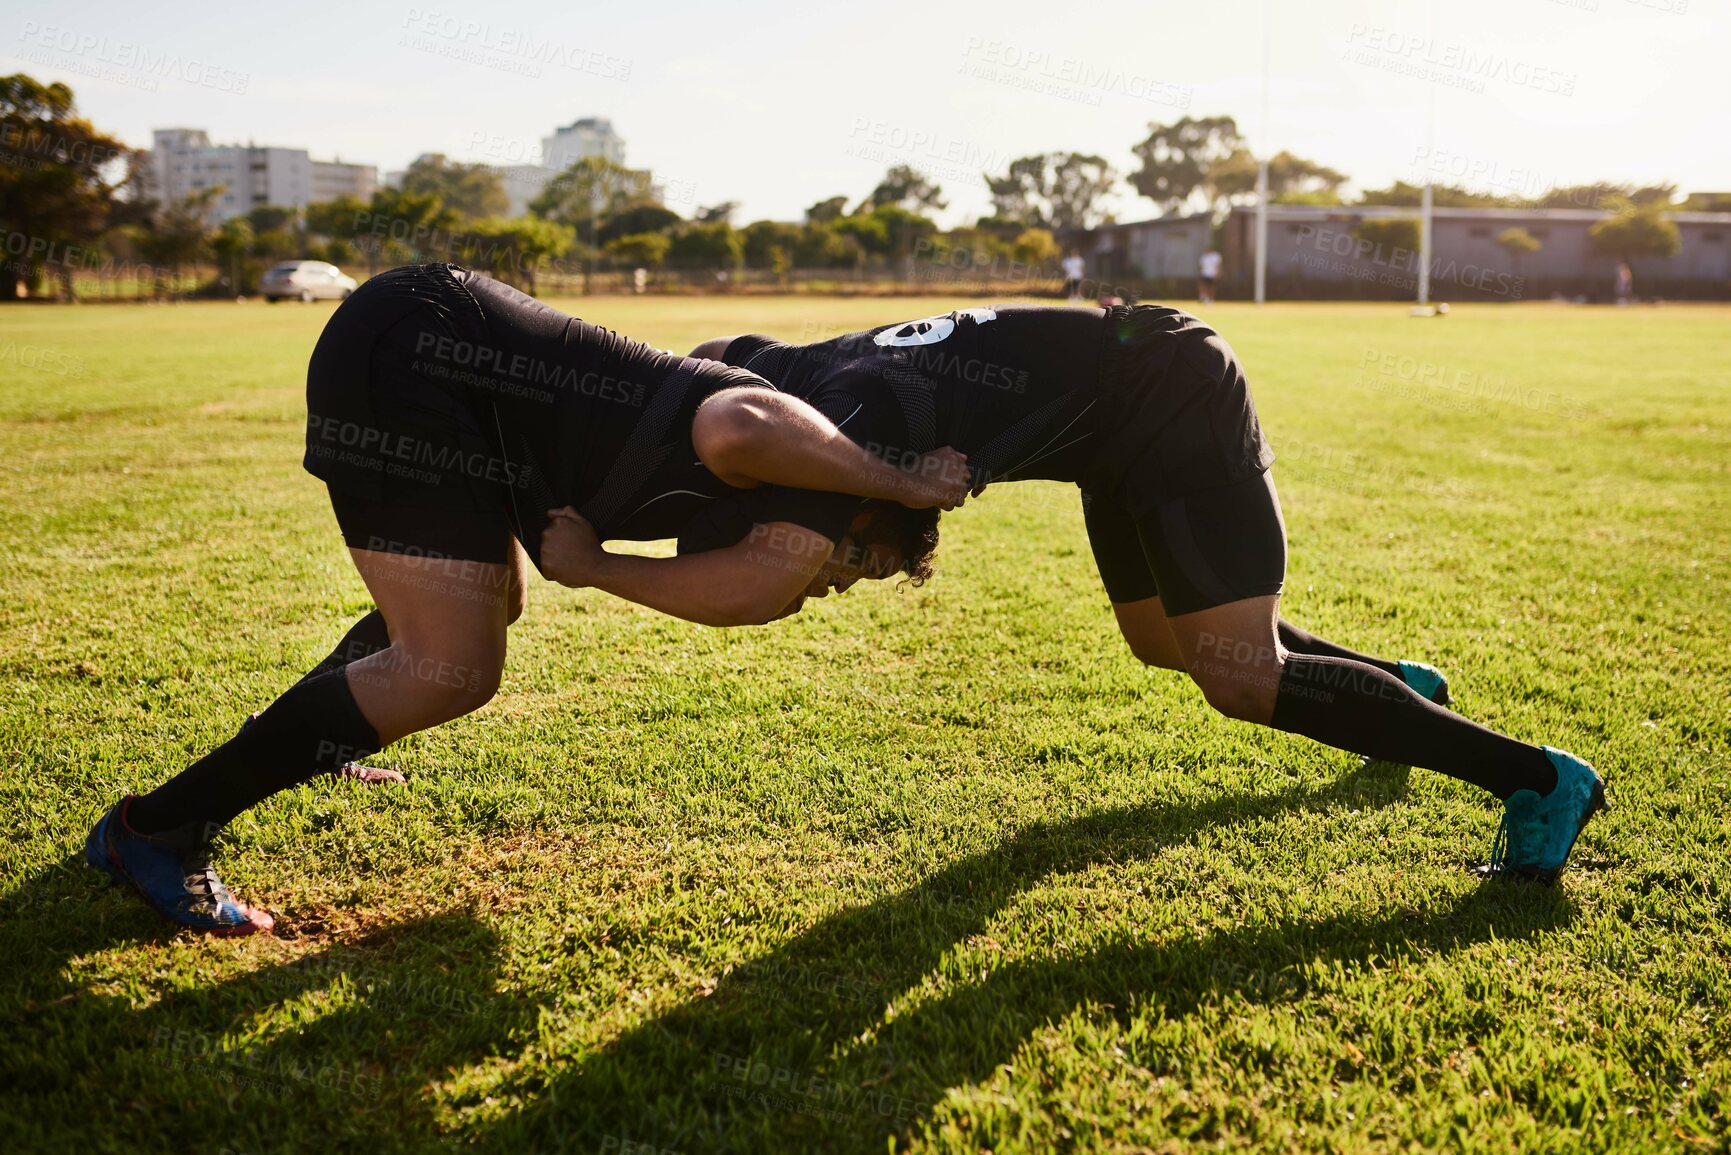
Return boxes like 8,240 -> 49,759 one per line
653,303 -> 1607,882
85,264 -> 969,934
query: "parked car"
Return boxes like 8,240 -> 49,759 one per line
261,261 -> 358,302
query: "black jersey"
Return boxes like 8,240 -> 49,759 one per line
719,305 -> 1117,487
304,265 -> 863,562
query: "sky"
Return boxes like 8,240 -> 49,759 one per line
7,0 -> 1727,227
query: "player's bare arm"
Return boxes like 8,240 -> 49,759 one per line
540,506 -> 823,626
693,386 -> 973,510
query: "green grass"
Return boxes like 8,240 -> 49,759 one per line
2,294 -> 1728,1154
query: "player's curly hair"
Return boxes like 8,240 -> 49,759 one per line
858,503 -> 940,586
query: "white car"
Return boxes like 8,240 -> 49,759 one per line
261,261 -> 358,303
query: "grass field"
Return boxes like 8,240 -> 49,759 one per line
2,294 -> 1728,1154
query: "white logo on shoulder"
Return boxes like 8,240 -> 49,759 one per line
872,307 -> 997,348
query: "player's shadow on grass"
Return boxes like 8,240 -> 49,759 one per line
0,859 -> 536,1152
487,761 -> 1574,1155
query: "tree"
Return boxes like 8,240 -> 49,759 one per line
1349,218 -> 1420,265
1538,182 -> 1675,211
246,204 -> 301,263
400,153 -> 509,221
793,223 -> 863,269
598,203 -> 681,244
1128,115 -> 1246,216
828,213 -> 889,257
210,216 -> 254,294
531,156 -> 656,237
864,164 -> 946,213
1210,149 -> 1348,209
452,216 -> 574,295
355,187 -> 460,273
667,221 -> 742,269
0,74 -> 127,299
604,231 -> 672,269
134,188 -> 220,298
695,201 -> 739,225
741,220 -> 802,269
986,153 -> 1117,230
1496,226 -> 1542,279
1012,228 -> 1060,266
1589,200 -> 1680,266
1357,181 -> 1525,209
805,195 -> 849,224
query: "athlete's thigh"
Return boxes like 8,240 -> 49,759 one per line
1135,469 -> 1287,622
1083,489 -> 1186,668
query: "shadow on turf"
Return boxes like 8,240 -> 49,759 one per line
479,760 -> 1577,1154
1,763 -> 1571,1154
0,855 -> 537,1151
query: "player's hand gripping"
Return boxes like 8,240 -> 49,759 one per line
542,507 -> 606,588
893,447 -> 982,511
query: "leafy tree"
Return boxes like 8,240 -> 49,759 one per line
357,187 -> 460,272
1537,182 -> 1675,211
400,153 -> 509,221
829,213 -> 890,256
0,73 -> 127,299
457,216 -> 575,295
603,231 -> 672,268
667,221 -> 742,269
1012,228 -> 1060,266
1357,181 -> 1524,208
210,216 -> 254,293
794,223 -> 863,269
1349,218 -> 1420,260
1589,200 -> 1680,265
866,204 -> 938,259
864,164 -> 946,213
1128,115 -> 1246,216
986,153 -> 1117,230
1496,227 -> 1541,277
742,220 -> 803,269
598,203 -> 681,244
805,195 -> 849,224
532,156 -> 656,237
1210,149 -> 1348,209
305,196 -> 370,247
695,201 -> 739,225
135,188 -> 220,297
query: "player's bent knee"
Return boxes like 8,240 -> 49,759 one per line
1126,636 -> 1185,670
1188,660 -> 1282,723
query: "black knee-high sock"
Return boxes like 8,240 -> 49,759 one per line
1270,654 -> 1555,799
293,610 -> 390,687
1278,621 -> 1402,681
127,669 -> 381,835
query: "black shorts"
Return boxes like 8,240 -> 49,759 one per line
327,486 -> 515,565
1083,469 -> 1285,616
1081,304 -> 1282,615
304,264 -> 514,517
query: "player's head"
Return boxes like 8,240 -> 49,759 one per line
799,504 -> 940,601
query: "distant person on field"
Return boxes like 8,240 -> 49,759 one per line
1198,247 -> 1223,304
1061,251 -> 1085,300
1614,260 -> 1634,306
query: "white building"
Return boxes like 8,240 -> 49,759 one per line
495,117 -> 628,217
149,129 -> 377,222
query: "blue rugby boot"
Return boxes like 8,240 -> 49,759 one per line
86,796 -> 275,936
1398,660 -> 1450,706
1480,747 -> 1608,884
